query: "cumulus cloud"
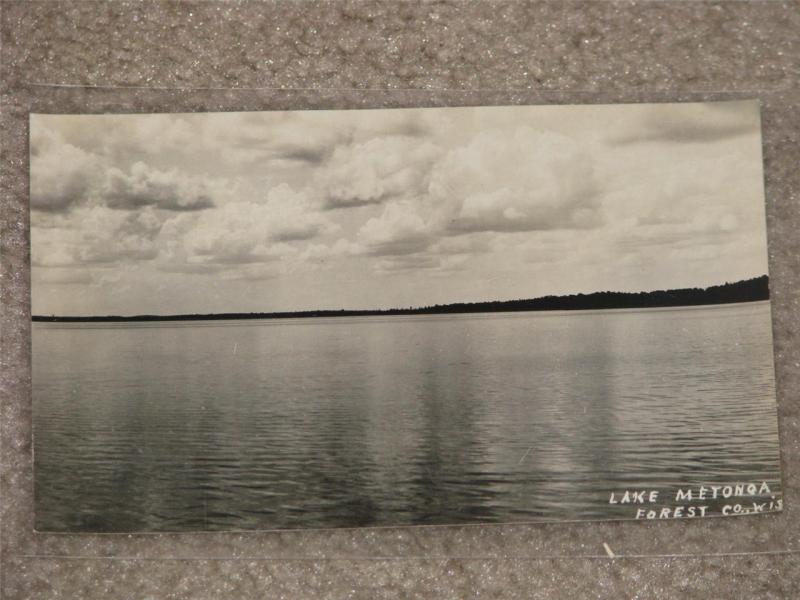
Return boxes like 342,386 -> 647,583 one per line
180,184 -> 332,266
30,124 -> 99,212
31,206 -> 165,268
30,117 -> 220,215
600,131 -> 765,265
103,162 -> 215,211
42,114 -> 199,163
315,137 -> 441,210
80,208 -> 162,264
78,209 -> 163,264
355,128 -> 605,264
218,109 -> 439,173
30,103 -> 769,316
430,128 -> 603,234
357,202 -> 435,256
212,112 -> 347,167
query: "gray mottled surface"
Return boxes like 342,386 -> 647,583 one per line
1,1 -> 798,598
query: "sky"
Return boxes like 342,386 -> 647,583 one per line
30,101 -> 769,316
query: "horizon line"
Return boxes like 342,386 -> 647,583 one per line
32,275 -> 769,322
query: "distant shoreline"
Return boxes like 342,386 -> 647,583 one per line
32,276 -> 769,323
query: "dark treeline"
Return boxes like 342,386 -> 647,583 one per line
33,275 -> 769,323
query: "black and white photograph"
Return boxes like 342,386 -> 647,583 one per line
30,101 -> 782,532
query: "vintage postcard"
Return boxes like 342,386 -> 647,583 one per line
30,101 -> 782,532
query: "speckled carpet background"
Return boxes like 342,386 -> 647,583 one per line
1,1 -> 798,598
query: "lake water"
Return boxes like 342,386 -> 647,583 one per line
33,302 -> 782,531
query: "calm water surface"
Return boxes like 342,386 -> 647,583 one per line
33,302 -> 782,531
